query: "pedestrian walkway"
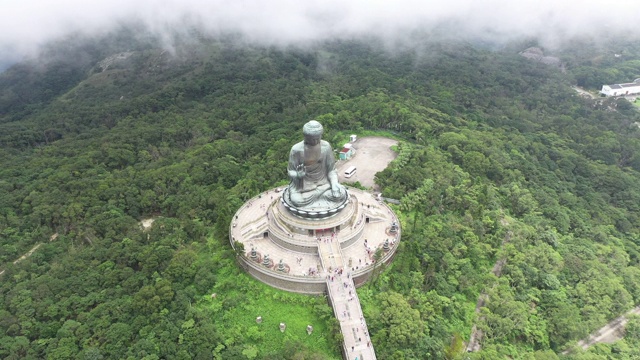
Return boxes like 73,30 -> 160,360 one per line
321,241 -> 377,360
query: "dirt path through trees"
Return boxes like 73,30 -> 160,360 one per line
0,233 -> 58,276
465,212 -> 640,355
466,219 -> 512,352
572,86 -> 597,99
563,306 -> 640,354
0,243 -> 42,276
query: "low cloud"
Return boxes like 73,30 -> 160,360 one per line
1,0 -> 639,65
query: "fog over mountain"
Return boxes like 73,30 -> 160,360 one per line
1,0 -> 639,68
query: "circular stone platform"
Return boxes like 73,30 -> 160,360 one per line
229,186 -> 401,294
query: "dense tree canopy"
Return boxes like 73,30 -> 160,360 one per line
1,27 -> 640,358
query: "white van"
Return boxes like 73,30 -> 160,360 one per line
344,166 -> 356,178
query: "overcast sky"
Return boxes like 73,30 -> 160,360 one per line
1,0 -> 639,65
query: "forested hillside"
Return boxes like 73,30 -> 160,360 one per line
1,27 -> 640,359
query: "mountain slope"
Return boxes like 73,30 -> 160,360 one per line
1,30 -> 640,359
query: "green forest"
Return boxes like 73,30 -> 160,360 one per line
2,26 -> 640,359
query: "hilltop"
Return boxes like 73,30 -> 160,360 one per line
1,28 -> 640,359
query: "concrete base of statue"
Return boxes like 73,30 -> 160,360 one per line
281,186 -> 350,219
229,186 -> 400,294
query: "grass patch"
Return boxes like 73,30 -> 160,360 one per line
201,265 -> 341,359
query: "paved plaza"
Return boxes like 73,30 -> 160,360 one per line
231,187 -> 398,281
337,136 -> 399,190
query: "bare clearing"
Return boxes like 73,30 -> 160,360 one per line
336,136 -> 398,190
141,218 -> 156,229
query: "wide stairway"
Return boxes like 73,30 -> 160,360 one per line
318,239 -> 377,360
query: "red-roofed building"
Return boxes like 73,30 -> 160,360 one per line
339,146 -> 354,160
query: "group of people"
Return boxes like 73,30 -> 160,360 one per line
323,258 -> 374,355
316,231 -> 338,244
305,267 -> 318,276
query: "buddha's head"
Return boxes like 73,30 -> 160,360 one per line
303,120 -> 323,146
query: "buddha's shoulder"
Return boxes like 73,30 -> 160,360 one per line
290,141 -> 305,151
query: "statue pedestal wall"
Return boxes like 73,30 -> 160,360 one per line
230,187 -> 400,295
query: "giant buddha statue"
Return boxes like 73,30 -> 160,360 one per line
282,120 -> 348,218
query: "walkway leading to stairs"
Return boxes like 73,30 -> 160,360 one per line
318,239 -> 377,360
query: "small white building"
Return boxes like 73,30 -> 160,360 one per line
601,79 -> 640,97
